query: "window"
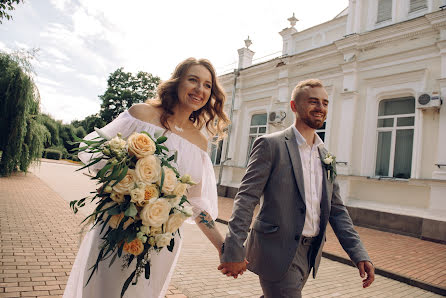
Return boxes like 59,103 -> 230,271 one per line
375,96 -> 415,179
409,0 -> 427,12
377,0 -> 392,23
316,121 -> 326,142
247,113 -> 267,160
210,137 -> 223,165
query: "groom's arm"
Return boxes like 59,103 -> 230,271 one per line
220,137 -> 273,268
329,178 -> 374,287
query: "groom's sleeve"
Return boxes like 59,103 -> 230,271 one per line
221,137 -> 273,263
329,178 -> 371,265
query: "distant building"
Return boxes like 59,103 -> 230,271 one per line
211,0 -> 446,243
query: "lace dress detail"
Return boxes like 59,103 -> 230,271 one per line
63,111 -> 218,298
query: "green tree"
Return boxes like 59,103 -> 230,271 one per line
0,51 -> 46,176
71,113 -> 105,134
99,68 -> 160,123
0,0 -> 24,24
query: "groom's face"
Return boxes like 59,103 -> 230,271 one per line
291,86 -> 329,129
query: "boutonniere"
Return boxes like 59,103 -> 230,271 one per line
321,152 -> 337,182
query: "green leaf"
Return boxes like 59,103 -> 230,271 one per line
167,237 -> 174,252
159,167 -> 165,191
96,163 -> 112,180
121,269 -> 136,298
156,136 -> 167,144
117,241 -> 125,258
144,261 -> 151,279
109,251 -> 118,268
124,203 -> 137,218
111,166 -> 128,187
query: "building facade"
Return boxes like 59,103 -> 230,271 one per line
211,0 -> 446,242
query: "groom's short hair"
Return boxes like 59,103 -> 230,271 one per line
292,79 -> 324,103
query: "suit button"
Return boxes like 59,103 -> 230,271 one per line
300,208 -> 305,214
295,235 -> 300,241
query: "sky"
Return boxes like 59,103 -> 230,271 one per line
0,0 -> 348,123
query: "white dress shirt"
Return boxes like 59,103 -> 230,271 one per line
292,126 -> 324,237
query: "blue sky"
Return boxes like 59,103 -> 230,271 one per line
0,0 -> 348,123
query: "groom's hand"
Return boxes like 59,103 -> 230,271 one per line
218,260 -> 247,279
358,261 -> 375,288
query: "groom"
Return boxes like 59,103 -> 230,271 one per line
218,79 -> 374,297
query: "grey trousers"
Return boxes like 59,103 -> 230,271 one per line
259,237 -> 315,298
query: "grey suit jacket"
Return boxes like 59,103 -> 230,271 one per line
221,126 -> 371,282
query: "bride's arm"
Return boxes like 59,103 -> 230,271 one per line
194,210 -> 224,255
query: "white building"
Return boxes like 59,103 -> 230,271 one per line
211,0 -> 446,242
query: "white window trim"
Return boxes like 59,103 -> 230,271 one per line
361,77 -> 425,179
376,111 -> 416,178
245,112 -> 268,165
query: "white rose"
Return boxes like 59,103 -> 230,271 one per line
181,205 -> 193,217
112,169 -> 137,195
165,212 -> 187,233
323,156 -> 333,165
140,198 -> 171,227
135,155 -> 161,184
140,225 -> 150,235
127,132 -> 156,158
108,136 -> 127,152
173,183 -> 188,197
155,233 -> 173,247
168,196 -> 182,208
130,184 -> 146,205
159,166 -> 178,194
110,191 -> 125,203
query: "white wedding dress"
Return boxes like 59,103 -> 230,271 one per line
63,111 -> 218,298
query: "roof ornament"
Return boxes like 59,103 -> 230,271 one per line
288,12 -> 298,27
244,36 -> 252,49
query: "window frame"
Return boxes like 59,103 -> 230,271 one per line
246,113 -> 268,164
374,97 -> 416,179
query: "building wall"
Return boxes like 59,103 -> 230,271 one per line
212,4 -> 446,241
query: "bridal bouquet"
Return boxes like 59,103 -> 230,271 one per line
70,129 -> 194,297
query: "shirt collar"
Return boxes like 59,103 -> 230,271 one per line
291,125 -> 324,148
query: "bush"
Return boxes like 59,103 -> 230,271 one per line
44,149 -> 61,160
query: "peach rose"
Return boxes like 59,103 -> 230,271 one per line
140,198 -> 171,227
127,132 -> 156,158
123,238 -> 144,256
135,155 -> 161,184
158,166 -> 178,194
112,169 -> 137,195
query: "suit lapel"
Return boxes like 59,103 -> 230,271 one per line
284,127 -> 305,202
318,146 -> 331,219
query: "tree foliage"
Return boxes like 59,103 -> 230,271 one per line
99,68 -> 160,123
0,51 -> 46,176
0,0 -> 24,24
71,113 -> 105,135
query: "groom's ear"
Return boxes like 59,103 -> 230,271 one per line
290,100 -> 298,112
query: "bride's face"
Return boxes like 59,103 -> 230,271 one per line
177,65 -> 212,112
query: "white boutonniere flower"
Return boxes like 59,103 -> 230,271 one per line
321,152 -> 337,182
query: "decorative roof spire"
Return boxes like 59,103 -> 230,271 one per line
288,12 -> 298,27
244,36 -> 252,49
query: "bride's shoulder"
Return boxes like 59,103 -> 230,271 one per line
128,103 -> 161,123
191,129 -> 209,152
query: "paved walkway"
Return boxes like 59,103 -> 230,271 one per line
217,197 -> 446,295
0,161 -> 444,297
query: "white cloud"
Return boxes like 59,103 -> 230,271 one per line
46,47 -> 70,61
49,0 -> 71,11
36,76 -> 62,87
77,73 -> 106,89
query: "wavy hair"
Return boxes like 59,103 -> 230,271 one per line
151,57 -> 229,139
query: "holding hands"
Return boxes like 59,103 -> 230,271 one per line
218,260 -> 248,279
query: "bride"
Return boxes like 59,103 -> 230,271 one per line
64,57 -> 234,298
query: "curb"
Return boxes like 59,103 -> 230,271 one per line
216,218 -> 446,296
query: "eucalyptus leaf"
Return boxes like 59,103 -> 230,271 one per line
144,261 -> 151,279
124,203 -> 137,218
156,136 -> 167,144
121,270 -> 136,298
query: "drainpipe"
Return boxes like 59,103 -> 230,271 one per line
217,68 -> 239,186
